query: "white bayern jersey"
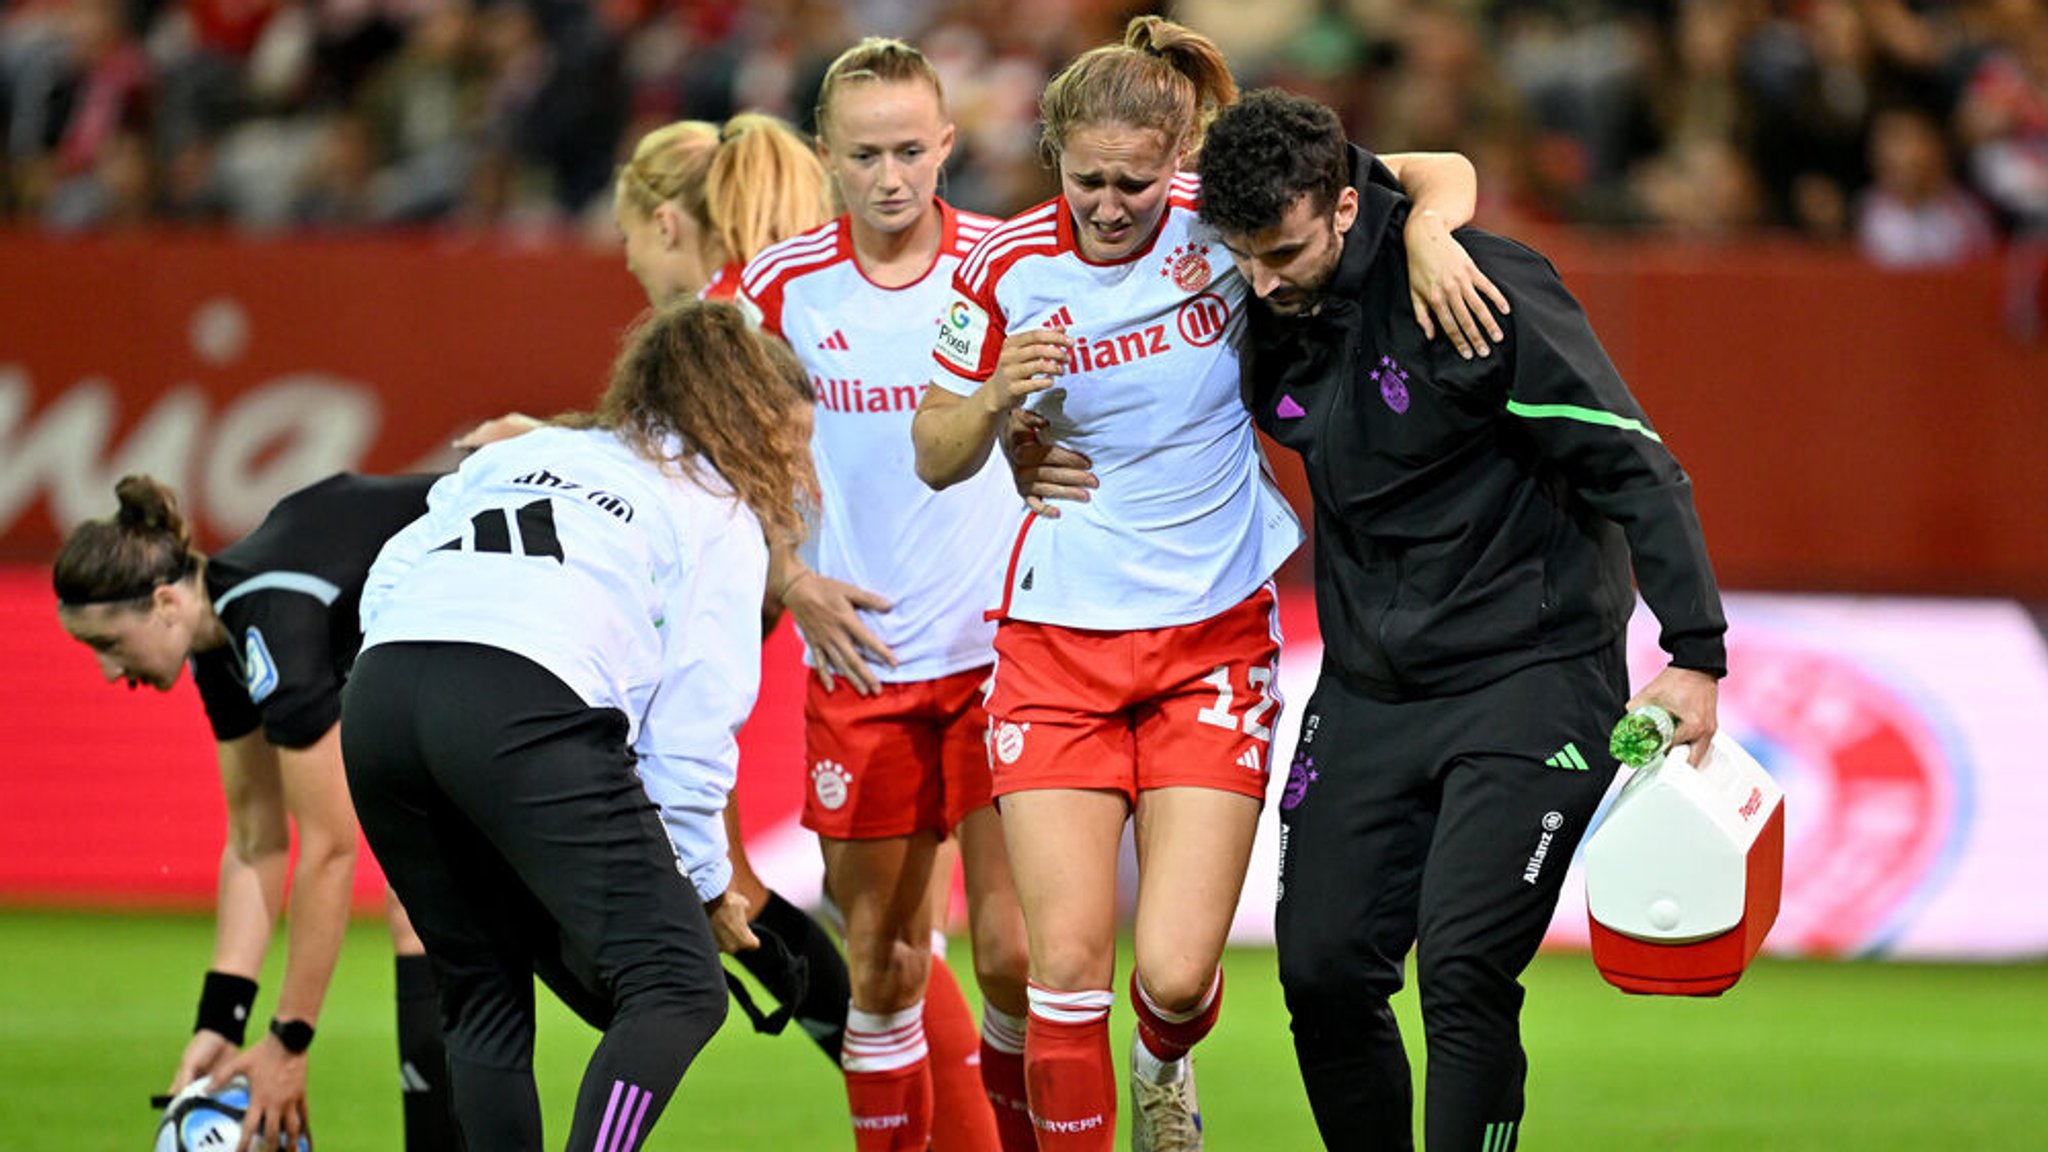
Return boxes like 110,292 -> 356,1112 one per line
932,176 -> 1302,630
739,202 -> 1018,680
358,427 -> 766,902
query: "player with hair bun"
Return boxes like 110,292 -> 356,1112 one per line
54,471 -> 457,1152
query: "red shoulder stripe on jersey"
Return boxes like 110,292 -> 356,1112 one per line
958,201 -> 1064,294
952,210 -> 1000,256
738,220 -> 849,334
739,219 -> 847,298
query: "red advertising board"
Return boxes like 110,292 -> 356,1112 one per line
1,231 -> 645,558
0,565 -> 811,910
5,231 -> 2048,594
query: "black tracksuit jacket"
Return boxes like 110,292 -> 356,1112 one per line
1242,148 -> 1727,701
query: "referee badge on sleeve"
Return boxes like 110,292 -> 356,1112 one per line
242,626 -> 279,705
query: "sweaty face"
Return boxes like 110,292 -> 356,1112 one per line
1218,188 -> 1358,317
821,79 -> 955,238
60,599 -> 189,691
1058,123 -> 1181,262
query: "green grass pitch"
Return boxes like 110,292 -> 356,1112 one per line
3,908 -> 2043,1149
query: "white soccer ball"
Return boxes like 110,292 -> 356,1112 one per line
153,1076 -> 309,1151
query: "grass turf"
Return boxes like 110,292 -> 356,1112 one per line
2,908 -> 2042,1149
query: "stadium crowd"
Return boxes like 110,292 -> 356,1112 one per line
2,0 -> 2044,265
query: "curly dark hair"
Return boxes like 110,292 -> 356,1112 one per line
1196,89 -> 1351,237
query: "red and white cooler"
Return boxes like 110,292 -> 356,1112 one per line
1583,732 -> 1785,996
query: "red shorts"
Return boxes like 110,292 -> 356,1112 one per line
801,665 -> 996,840
985,585 -> 1282,803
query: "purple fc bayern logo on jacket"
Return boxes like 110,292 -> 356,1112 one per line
1280,752 -> 1317,811
1371,355 -> 1410,413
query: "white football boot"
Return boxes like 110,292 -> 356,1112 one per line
1129,1031 -> 1204,1151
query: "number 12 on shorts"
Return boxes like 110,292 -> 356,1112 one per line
1196,664 -> 1276,740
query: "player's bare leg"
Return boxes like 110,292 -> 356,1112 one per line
1001,787 -> 1129,1151
1125,786 -> 1263,1151
957,803 -> 1034,1148
824,832 -> 943,1150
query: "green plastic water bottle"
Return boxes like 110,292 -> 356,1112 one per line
1609,704 -> 1677,768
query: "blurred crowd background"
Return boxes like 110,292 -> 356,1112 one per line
2,0 -> 2045,271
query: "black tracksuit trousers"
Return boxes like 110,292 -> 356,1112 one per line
1275,641 -> 1626,1151
343,642 -> 728,1152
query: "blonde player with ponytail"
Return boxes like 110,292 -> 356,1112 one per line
914,17 -> 1494,1150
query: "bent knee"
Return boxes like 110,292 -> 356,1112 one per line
839,930 -> 929,1009
1132,961 -> 1219,1017
970,923 -> 1031,998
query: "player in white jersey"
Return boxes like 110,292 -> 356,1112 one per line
737,38 -> 1030,1152
341,301 -> 815,1152
913,18 -> 1492,1152
611,110 -> 1000,1110
597,112 -> 886,1061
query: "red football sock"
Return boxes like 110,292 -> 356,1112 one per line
1130,967 -> 1222,1064
979,1003 -> 1034,1152
1025,984 -> 1115,1151
844,1003 -> 933,1151
926,953 -> 1001,1151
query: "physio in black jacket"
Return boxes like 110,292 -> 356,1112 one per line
1200,91 -> 1728,1151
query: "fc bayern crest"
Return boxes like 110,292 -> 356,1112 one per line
811,760 -> 851,810
1370,355 -> 1411,414
1162,244 -> 1213,293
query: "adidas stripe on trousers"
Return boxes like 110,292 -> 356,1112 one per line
344,642 -> 729,1152
1274,640 -> 1626,1151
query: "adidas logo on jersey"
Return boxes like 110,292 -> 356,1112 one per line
1237,747 -> 1264,775
1544,743 -> 1592,771
817,329 -> 850,351
1041,306 -> 1074,329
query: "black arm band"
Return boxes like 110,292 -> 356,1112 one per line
195,970 -> 259,1044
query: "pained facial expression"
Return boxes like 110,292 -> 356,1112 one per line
616,197 -> 707,305
1058,122 -> 1182,262
1218,188 -> 1358,317
820,79 -> 955,237
59,595 -> 193,692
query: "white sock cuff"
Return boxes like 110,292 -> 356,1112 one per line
1129,1032 -> 1187,1086
980,1004 -> 1027,1055
842,1001 -> 928,1073
1027,984 -> 1114,1025
929,929 -> 949,958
